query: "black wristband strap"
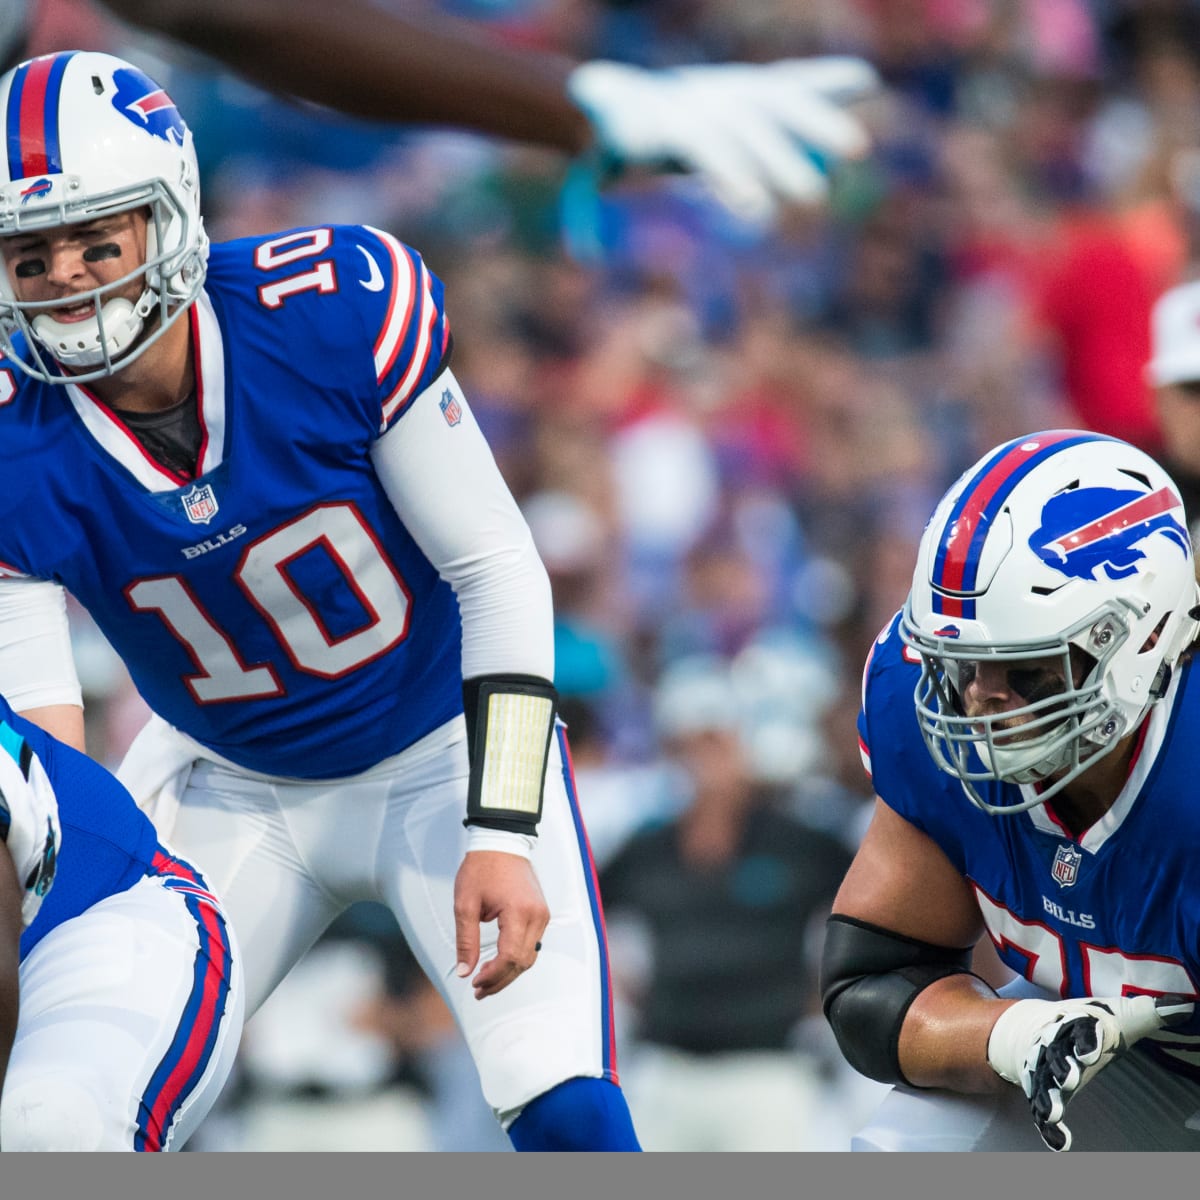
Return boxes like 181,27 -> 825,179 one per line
462,674 -> 557,836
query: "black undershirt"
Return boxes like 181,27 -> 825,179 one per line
108,331 -> 455,480
115,392 -> 203,479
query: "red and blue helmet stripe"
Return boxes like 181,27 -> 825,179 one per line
930,430 -> 1111,619
5,52 -> 75,182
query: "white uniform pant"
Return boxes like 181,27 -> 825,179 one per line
854,979 -> 1200,1152
1,872 -> 244,1151
137,716 -> 617,1123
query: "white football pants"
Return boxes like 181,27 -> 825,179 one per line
128,715 -> 618,1124
2,867 -> 244,1151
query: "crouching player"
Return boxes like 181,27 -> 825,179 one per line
0,693 -> 242,1150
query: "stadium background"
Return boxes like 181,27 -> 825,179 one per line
21,0 -> 1200,1150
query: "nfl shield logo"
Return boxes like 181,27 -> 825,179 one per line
1051,843 -> 1082,888
181,483 -> 219,525
439,388 -> 462,426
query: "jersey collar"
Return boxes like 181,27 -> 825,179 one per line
1024,665 -> 1184,852
62,290 -> 228,492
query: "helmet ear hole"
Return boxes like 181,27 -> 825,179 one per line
1139,612 -> 1171,654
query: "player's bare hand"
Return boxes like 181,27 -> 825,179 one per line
454,850 -> 549,1000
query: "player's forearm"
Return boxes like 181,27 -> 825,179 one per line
0,966 -> 14,1094
0,853 -> 23,1094
898,974 -> 1017,1093
102,0 -> 593,154
16,704 -> 85,754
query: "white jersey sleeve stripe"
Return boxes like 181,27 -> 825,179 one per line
367,227 -> 418,382
380,265 -> 440,425
0,560 -> 29,579
380,378 -> 407,428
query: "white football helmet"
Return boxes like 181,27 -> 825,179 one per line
902,430 -> 1200,814
0,51 -> 207,383
0,724 -> 61,929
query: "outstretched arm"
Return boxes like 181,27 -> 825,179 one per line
101,0 -> 592,152
99,0 -> 877,223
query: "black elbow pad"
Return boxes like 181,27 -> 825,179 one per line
820,914 -> 977,1085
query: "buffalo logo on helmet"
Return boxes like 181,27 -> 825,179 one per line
19,178 -> 53,205
111,67 -> 186,146
1029,486 -> 1189,583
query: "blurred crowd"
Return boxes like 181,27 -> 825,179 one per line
27,0 -> 1200,1151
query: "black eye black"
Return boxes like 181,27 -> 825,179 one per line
14,258 -> 46,278
1006,668 -> 1043,697
82,242 -> 122,263
1008,668 -> 1065,702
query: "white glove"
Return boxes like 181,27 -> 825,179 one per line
987,995 -> 1194,1151
566,56 -> 878,223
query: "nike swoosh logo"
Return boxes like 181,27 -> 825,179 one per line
357,245 -> 385,292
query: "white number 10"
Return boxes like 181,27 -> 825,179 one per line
126,503 -> 412,703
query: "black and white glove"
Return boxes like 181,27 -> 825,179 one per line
987,995 -> 1194,1151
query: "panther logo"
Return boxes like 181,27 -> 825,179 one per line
28,816 -> 57,899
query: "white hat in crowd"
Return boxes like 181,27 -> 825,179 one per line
1148,280 -> 1200,387
652,655 -> 742,741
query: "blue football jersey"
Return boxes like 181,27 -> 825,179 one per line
0,225 -> 463,777
0,695 -> 160,961
859,612 -> 1200,1080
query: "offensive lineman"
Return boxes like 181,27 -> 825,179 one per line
0,692 -> 241,1151
0,49 -> 635,1150
823,429 -> 1200,1151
